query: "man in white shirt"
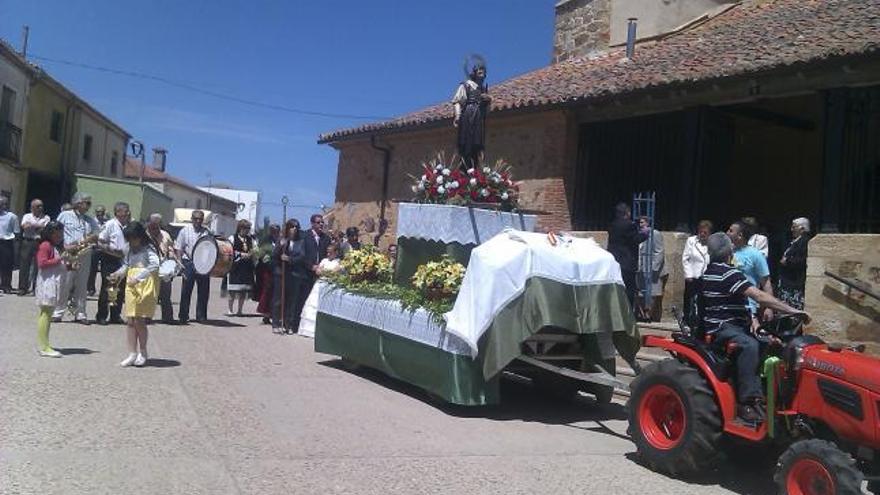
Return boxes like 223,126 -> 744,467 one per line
0,196 -> 20,293
54,192 -> 100,323
18,198 -> 51,295
175,210 -> 210,323
95,202 -> 130,324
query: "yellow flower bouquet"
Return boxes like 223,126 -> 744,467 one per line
411,256 -> 466,301
340,245 -> 393,283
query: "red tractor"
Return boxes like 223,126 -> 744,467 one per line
628,313 -> 880,494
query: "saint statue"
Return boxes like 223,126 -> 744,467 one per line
452,55 -> 491,170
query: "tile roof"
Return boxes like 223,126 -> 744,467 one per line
319,0 -> 880,143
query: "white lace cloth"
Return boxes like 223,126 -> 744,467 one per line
445,230 -> 625,357
397,203 -> 538,245
316,283 -> 472,356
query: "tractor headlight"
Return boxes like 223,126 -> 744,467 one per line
792,346 -> 805,372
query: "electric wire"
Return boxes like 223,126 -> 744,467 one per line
29,53 -> 392,121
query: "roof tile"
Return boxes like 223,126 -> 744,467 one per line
319,0 -> 879,143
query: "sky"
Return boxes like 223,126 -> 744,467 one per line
1,0 -> 555,224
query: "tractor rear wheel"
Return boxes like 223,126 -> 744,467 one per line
774,439 -> 863,495
627,359 -> 722,476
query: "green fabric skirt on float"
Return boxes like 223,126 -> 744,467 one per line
314,277 -> 639,406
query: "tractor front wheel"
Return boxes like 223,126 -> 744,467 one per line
774,439 -> 864,495
626,359 -> 722,476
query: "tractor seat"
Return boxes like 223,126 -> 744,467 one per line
702,334 -> 740,357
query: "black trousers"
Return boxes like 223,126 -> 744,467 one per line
683,278 -> 700,325
712,324 -> 762,403
96,254 -> 124,322
0,239 -> 14,291
18,238 -> 38,292
621,269 -> 637,311
179,261 -> 210,322
271,271 -> 307,330
158,279 -> 174,322
87,248 -> 101,293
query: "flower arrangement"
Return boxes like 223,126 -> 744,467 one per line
339,245 -> 393,283
411,256 -> 466,301
410,154 -> 519,209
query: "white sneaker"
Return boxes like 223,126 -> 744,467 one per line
120,353 -> 138,367
134,352 -> 147,367
38,348 -> 62,358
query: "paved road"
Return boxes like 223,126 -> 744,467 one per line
0,278 -> 772,494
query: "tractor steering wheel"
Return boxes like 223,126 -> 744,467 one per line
757,313 -> 807,341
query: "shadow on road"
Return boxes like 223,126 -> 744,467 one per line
197,319 -> 246,328
625,452 -> 776,494
58,348 -> 97,356
319,358 -> 626,425
147,358 -> 182,368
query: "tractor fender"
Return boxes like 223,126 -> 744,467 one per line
643,336 -> 737,420
642,335 -> 767,441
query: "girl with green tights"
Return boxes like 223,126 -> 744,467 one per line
35,222 -> 67,357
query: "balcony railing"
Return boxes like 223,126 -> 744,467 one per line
0,121 -> 22,162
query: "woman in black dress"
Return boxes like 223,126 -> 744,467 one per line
272,219 -> 309,334
226,220 -> 255,316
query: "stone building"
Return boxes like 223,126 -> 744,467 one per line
319,0 -> 880,349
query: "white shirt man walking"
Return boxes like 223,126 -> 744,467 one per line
54,192 -> 99,323
18,198 -> 51,295
95,202 -> 130,324
175,210 -> 210,323
0,196 -> 19,293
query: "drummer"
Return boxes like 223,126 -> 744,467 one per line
147,213 -> 179,324
174,210 -> 211,324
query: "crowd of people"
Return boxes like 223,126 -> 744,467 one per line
0,192 -> 399,364
607,202 -> 812,324
606,202 -> 812,423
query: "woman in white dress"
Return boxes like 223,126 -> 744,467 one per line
35,222 -> 68,357
297,243 -> 342,338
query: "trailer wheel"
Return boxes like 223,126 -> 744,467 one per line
627,359 -> 722,476
774,439 -> 863,495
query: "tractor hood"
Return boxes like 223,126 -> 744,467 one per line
802,346 -> 880,394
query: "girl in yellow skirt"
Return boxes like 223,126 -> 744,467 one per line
109,222 -> 160,367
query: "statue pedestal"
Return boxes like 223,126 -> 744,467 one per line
393,202 -> 538,286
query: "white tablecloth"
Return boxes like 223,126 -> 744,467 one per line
397,203 -> 538,245
445,231 -> 625,356
316,283 -> 472,356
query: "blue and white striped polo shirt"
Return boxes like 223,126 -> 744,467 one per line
701,262 -> 753,334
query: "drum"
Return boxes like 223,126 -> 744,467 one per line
192,236 -> 234,277
158,259 -> 182,282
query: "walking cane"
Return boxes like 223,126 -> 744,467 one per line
280,242 -> 287,332
279,196 -> 289,333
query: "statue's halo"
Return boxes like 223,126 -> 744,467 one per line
463,54 -> 487,78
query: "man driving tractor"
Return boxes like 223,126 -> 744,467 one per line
701,232 -> 809,424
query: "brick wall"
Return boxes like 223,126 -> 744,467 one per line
553,0 -> 612,63
329,110 -> 575,247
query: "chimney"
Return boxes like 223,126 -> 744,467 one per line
553,0 -> 611,63
625,18 -> 637,59
152,147 -> 167,172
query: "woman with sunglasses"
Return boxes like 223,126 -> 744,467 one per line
271,219 -> 309,334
